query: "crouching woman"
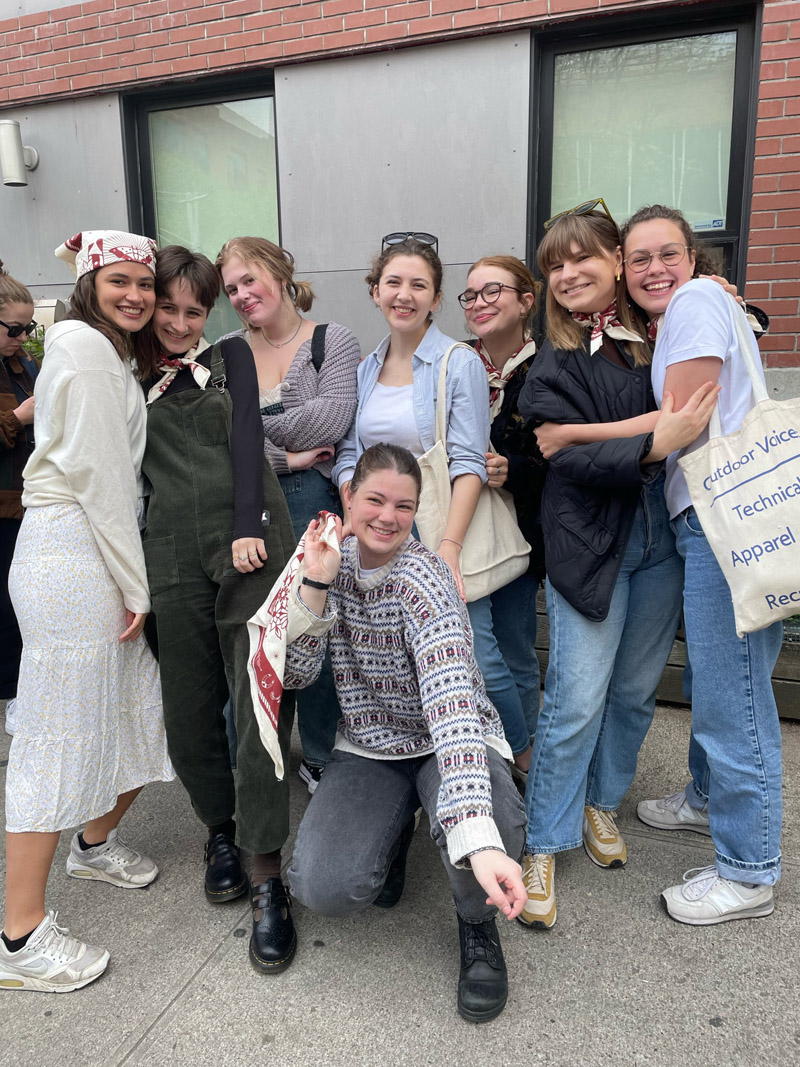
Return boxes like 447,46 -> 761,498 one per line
284,443 -> 526,1023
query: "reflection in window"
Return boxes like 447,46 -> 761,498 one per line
551,33 -> 736,231
149,97 -> 278,338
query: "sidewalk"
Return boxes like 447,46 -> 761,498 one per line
1,702 -> 798,1067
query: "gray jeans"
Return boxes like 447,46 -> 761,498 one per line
287,744 -> 526,923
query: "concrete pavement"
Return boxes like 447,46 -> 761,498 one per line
1,702 -> 798,1067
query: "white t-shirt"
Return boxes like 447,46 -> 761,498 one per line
357,381 -> 424,457
651,278 -> 764,519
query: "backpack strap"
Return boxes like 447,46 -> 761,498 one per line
311,324 -> 328,373
208,342 -> 227,392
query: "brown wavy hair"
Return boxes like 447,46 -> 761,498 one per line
620,203 -> 722,278
537,211 -> 649,364
0,260 -> 33,315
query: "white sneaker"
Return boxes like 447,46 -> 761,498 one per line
583,806 -> 627,868
298,760 -> 323,796
4,698 -> 17,737
518,853 -> 556,929
66,829 -> 158,888
0,911 -> 109,993
637,790 -> 711,836
662,866 -> 774,926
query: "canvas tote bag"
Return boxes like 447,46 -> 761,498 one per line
678,294 -> 800,636
415,343 -> 530,602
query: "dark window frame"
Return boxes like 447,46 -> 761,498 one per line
529,4 -> 761,285
120,71 -> 279,243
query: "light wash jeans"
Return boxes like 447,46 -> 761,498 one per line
525,478 -> 684,854
674,507 -> 783,885
288,745 -> 526,922
467,572 -> 540,755
278,468 -> 343,768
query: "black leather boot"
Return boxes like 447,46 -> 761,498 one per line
457,915 -> 508,1022
249,878 -> 297,974
374,817 -> 415,908
204,833 -> 248,903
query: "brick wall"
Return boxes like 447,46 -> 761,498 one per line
1,0 -> 798,367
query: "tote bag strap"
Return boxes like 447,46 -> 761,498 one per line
708,293 -> 769,440
434,342 -> 477,448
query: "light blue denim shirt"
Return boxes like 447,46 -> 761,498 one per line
332,321 -> 490,488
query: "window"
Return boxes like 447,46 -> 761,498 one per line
124,81 -> 279,339
534,13 -> 757,282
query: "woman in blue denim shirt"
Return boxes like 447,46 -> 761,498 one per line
334,236 -> 535,744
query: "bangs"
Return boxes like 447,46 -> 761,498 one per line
537,212 -> 620,275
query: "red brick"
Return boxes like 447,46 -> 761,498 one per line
752,190 -> 800,210
753,226 -> 800,246
35,21 -> 66,39
778,209 -> 800,225
791,20 -> 800,39
207,46 -> 246,66
37,51 -> 63,68
152,12 -> 187,29
763,1 -> 800,23
345,10 -> 386,27
765,351 -> 800,366
0,18 -> 19,33
54,61 -> 88,77
754,298 -> 799,314
365,22 -> 406,40
300,16 -> 342,34
186,4 -> 226,22
283,36 -> 317,55
170,25 -> 205,41
224,0 -> 264,14
741,281 -> 771,300
757,99 -> 784,119
758,334 -> 796,352
759,77 -> 800,100
172,54 -> 209,72
81,0 -> 114,11
453,7 -> 498,25
762,21 -> 789,42
8,56 -> 36,72
754,154 -> 800,174
761,61 -> 787,80
206,18 -> 240,36
500,0 -> 547,17
757,117 -> 800,136
324,0 -> 364,14
748,262 -> 800,280
283,4 -> 320,22
750,210 -> 777,227
84,26 -> 117,43
262,24 -> 301,41
188,36 -> 229,54
221,29 -> 263,47
119,50 -> 145,67
135,0 -> 168,16
26,66 -> 54,82
322,29 -> 364,46
408,13 -> 452,31
7,28 -> 36,43
102,38 -> 136,55
753,175 -> 780,193
18,12 -> 49,27
746,246 -> 775,263
116,0 -> 145,7
788,59 -> 800,77
119,21 -> 150,37
135,60 -> 174,77
168,0 -> 207,11
243,40 -> 285,59
387,1 -> 428,21
98,9 -> 133,26
786,98 -> 800,115
3,73 -> 23,88
780,172 -> 800,189
773,280 -> 800,296
244,11 -> 282,29
431,0 -> 472,12
781,136 -> 800,153
548,0 -> 590,11
153,42 -> 189,59
761,42 -> 800,62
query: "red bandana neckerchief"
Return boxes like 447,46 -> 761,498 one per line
475,338 -> 536,420
147,339 -> 211,405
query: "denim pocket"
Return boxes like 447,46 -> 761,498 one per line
194,411 -> 229,446
683,507 -> 705,537
142,535 -> 180,597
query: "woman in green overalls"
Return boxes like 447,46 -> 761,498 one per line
142,246 -> 298,974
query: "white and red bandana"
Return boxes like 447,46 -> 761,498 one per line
55,230 -> 157,279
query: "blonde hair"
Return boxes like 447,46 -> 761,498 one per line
537,212 -> 649,364
215,237 -> 314,312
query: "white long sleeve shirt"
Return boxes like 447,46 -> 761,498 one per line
22,320 -> 150,613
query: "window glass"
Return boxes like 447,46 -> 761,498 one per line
148,97 -> 278,339
551,32 -> 737,232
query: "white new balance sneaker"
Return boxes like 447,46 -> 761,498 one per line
0,912 -> 109,993
662,867 -> 774,925
637,790 -> 711,835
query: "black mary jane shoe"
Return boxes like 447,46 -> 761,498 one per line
249,878 -> 297,974
456,915 -> 508,1023
373,817 -> 415,909
204,833 -> 248,903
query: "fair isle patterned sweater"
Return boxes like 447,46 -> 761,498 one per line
284,537 -> 512,866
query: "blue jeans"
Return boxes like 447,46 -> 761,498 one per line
674,507 -> 783,885
525,478 -> 684,853
278,468 -> 342,768
467,573 -> 540,755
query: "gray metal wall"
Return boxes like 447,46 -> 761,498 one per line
0,95 -> 128,301
275,32 -> 532,356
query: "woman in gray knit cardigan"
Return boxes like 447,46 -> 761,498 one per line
284,443 -> 526,1024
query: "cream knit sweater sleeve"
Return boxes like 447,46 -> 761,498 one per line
22,321 -> 151,613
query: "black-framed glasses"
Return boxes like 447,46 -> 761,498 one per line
381,231 -> 439,254
458,282 -> 521,309
623,244 -> 689,273
0,319 -> 37,339
543,197 -> 613,231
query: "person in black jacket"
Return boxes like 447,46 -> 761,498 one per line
515,206 -> 716,930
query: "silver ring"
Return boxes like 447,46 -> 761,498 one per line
238,554 -> 248,561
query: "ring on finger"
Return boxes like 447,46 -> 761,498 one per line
238,554 -> 248,561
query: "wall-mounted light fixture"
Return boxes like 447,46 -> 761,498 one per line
0,120 -> 39,187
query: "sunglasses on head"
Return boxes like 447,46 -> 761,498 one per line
543,198 -> 613,231
381,231 -> 439,254
0,319 -> 37,339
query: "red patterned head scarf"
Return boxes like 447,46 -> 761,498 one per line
55,230 -> 157,279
